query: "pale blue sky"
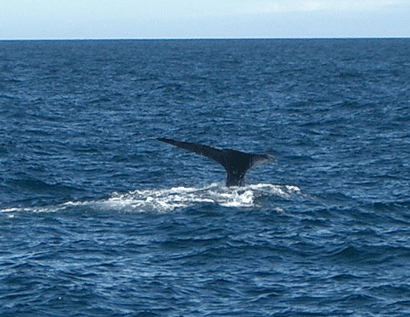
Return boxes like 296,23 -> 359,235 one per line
1,0 -> 409,39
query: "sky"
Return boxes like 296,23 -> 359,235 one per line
1,0 -> 409,39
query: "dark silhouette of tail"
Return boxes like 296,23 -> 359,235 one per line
158,138 -> 275,187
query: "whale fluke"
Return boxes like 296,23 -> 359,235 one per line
158,138 -> 275,187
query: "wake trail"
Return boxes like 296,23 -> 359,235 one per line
1,183 -> 302,214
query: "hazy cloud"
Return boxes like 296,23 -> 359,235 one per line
233,0 -> 408,14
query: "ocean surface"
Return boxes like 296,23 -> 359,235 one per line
0,39 -> 409,316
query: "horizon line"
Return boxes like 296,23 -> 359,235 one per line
1,36 -> 409,41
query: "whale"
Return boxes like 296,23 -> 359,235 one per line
158,138 -> 275,187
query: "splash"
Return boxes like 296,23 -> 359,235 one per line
1,183 -> 301,214
102,183 -> 300,212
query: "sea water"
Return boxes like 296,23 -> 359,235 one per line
1,39 -> 410,316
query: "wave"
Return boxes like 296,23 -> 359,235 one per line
1,183 -> 301,214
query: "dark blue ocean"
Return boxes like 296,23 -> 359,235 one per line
1,39 -> 410,316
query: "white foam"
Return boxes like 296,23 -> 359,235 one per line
0,183 -> 301,214
102,183 -> 301,212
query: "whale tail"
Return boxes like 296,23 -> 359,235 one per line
158,138 -> 275,187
